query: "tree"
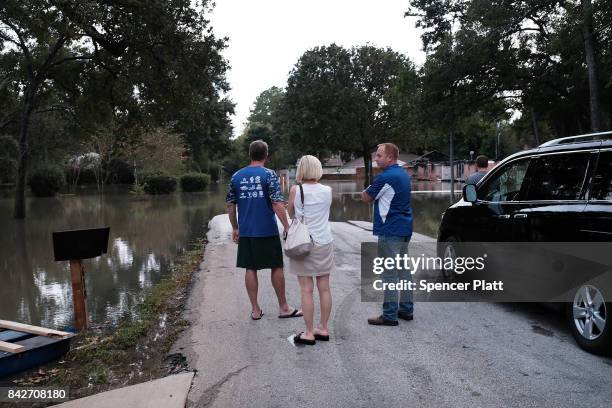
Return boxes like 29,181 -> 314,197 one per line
130,125 -> 187,179
405,0 -> 611,142
0,0 -> 232,218
281,44 -> 411,187
80,123 -> 120,192
247,86 -> 285,126
581,0 -> 603,131
222,135 -> 249,176
386,62 -> 422,152
240,86 -> 299,169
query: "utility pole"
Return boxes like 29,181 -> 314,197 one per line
495,121 -> 500,161
450,130 -> 454,204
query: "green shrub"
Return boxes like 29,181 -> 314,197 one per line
180,172 -> 211,192
107,159 -> 135,184
142,172 -> 177,194
28,166 -> 65,197
138,171 -> 163,187
76,168 -> 97,185
137,171 -> 152,186
63,167 -> 98,186
208,163 -> 221,182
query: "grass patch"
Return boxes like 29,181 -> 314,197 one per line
112,242 -> 201,349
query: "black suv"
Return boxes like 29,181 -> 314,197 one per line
437,132 -> 612,355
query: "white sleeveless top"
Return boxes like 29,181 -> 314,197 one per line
293,183 -> 333,245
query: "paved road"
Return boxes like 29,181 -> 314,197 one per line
172,215 -> 612,408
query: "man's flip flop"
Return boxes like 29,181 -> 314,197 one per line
251,310 -> 264,320
294,332 -> 315,345
314,334 -> 329,341
278,308 -> 303,318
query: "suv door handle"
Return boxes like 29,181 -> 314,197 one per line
494,214 -> 511,219
513,213 -> 528,219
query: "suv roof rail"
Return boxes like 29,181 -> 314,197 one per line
539,131 -> 612,147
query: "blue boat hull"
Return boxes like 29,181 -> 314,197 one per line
0,330 -> 73,378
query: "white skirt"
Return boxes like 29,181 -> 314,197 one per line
288,242 -> 335,277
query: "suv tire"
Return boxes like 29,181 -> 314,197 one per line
566,284 -> 612,355
438,236 -> 460,280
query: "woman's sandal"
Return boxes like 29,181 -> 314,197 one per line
250,310 -> 264,320
294,332 -> 316,345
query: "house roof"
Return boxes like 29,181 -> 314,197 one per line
342,152 -> 419,168
322,156 -> 344,167
410,150 -> 450,163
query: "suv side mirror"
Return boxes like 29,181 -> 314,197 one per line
463,184 -> 477,203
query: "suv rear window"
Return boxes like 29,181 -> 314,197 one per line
590,151 -> 612,201
523,153 -> 589,201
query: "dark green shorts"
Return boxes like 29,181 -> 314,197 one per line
237,235 -> 284,270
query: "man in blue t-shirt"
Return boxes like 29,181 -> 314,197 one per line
465,155 -> 489,185
362,143 -> 414,326
226,140 -> 302,321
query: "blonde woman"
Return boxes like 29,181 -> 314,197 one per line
288,155 -> 334,345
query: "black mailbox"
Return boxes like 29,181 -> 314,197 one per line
52,227 -> 110,262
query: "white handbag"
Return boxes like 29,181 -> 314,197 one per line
284,184 -> 314,259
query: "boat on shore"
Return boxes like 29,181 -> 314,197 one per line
0,320 -> 74,378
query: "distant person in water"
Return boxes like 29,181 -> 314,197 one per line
465,155 -> 489,185
226,140 -> 302,320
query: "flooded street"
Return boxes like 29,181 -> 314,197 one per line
324,180 -> 457,237
0,188 -> 228,329
0,181 -> 456,328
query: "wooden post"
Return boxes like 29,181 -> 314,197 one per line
69,260 -> 88,330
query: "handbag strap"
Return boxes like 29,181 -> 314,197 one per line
298,183 -> 306,223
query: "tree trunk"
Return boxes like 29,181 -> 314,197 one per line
13,89 -> 36,219
582,0 -> 602,132
363,147 -> 372,189
530,106 -> 540,146
449,130 -> 454,204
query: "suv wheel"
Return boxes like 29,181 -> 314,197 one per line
566,284 -> 611,355
438,236 -> 459,280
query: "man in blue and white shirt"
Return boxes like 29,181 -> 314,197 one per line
362,143 -> 414,326
226,140 -> 302,321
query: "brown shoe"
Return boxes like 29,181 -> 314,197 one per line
368,315 -> 398,326
398,311 -> 414,321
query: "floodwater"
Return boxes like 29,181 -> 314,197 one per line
0,188 -> 227,330
0,181 -> 457,329
323,180 -> 458,237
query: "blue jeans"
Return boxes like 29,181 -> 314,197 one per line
378,235 -> 413,321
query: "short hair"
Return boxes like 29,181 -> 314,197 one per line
249,140 -> 268,161
296,155 -> 323,182
476,155 -> 488,168
377,143 -> 399,160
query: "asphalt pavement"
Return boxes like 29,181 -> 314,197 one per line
171,215 -> 612,408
